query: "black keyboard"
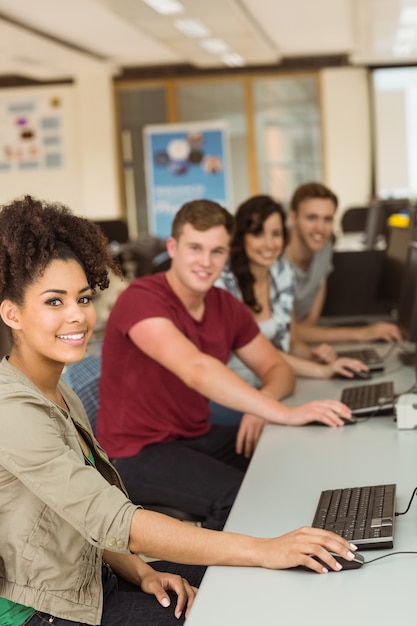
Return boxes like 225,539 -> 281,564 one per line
338,348 -> 384,371
312,483 -> 396,549
340,381 -> 395,416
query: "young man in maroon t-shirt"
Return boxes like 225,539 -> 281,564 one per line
97,199 -> 351,529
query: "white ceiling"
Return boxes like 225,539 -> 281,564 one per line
0,0 -> 416,82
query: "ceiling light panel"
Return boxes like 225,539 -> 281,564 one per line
98,0 -> 280,68
396,25 -> 417,43
392,40 -> 414,56
174,19 -> 210,38
200,38 -> 230,55
351,0 -> 417,64
142,0 -> 184,15
400,6 -> 417,25
222,52 -> 245,67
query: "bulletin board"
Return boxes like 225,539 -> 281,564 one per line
0,85 -> 81,208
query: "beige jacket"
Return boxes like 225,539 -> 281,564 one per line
0,357 -> 138,625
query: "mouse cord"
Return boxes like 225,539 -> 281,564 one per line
380,343 -> 398,361
395,487 -> 417,516
365,551 -> 417,565
397,340 -> 416,357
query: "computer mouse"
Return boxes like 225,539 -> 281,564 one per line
309,415 -> 357,426
336,368 -> 372,380
312,551 -> 365,571
340,415 -> 357,425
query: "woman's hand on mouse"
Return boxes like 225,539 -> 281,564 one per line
328,357 -> 370,379
257,527 -> 357,572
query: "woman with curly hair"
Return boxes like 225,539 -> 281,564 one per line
211,195 -> 368,425
0,196 -> 358,626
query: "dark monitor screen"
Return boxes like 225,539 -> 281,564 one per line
397,241 -> 417,342
381,226 -> 413,305
364,199 -> 410,249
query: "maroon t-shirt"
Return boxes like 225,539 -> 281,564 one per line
96,273 -> 259,458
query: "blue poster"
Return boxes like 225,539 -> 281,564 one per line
143,121 -> 232,238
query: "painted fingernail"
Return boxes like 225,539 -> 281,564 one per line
347,550 -> 355,559
349,543 -> 358,551
162,598 -> 170,608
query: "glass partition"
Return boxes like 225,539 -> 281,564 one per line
254,75 -> 322,205
118,86 -> 167,234
176,81 -> 248,211
116,72 -> 322,231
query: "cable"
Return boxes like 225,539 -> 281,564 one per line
365,551 -> 417,565
352,394 -> 398,422
395,487 -> 417,516
380,342 -> 398,361
360,393 -> 399,420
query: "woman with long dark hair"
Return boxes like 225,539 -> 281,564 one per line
212,195 -> 367,425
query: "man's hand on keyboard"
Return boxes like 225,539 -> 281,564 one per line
261,527 -> 358,573
285,400 -> 353,427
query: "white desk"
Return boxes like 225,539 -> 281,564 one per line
187,345 -> 417,626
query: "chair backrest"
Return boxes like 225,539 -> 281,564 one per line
62,355 -> 101,432
94,219 -> 129,245
341,206 -> 368,233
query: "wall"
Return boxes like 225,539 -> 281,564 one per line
320,67 -> 372,231
0,66 -> 374,225
0,71 -> 120,220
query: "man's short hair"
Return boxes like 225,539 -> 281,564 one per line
171,199 -> 234,239
290,182 -> 338,213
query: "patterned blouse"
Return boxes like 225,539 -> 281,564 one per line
215,256 -> 295,387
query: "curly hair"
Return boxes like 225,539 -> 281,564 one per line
0,195 -> 122,306
230,195 -> 287,313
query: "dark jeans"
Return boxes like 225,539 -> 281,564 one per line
209,400 -> 243,426
24,562 -> 206,626
112,425 -> 250,530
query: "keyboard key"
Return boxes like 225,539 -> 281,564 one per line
312,483 -> 396,549
340,382 -> 395,416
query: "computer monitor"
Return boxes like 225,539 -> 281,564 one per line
381,225 -> 413,306
364,198 -> 411,249
397,240 -> 417,342
363,200 -> 384,248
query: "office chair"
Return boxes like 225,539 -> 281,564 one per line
94,219 -> 129,246
340,206 -> 368,233
63,355 -> 102,431
63,356 -> 204,524
121,234 -> 169,277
